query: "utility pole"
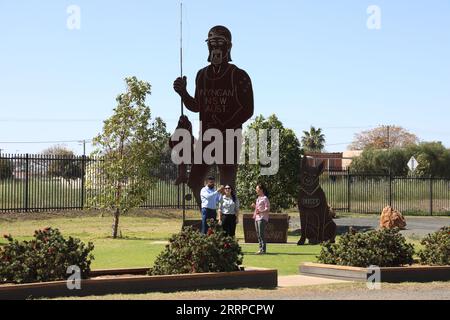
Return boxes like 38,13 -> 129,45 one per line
79,140 -> 86,156
381,124 -> 391,150
380,124 -> 392,174
385,124 -> 392,202
386,125 -> 390,150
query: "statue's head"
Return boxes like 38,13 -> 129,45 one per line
206,25 -> 232,65
300,157 -> 325,189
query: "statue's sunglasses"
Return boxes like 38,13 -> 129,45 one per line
207,38 -> 228,47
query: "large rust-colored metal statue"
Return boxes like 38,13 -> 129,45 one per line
297,157 -> 336,245
172,25 -> 254,208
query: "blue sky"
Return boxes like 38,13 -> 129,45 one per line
1,0 -> 449,155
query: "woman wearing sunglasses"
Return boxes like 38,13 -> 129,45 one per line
218,185 -> 240,237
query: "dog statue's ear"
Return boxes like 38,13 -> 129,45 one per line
300,156 -> 308,169
318,161 -> 325,174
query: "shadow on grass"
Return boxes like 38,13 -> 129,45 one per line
290,226 -> 374,237
336,225 -> 373,235
243,252 -> 317,256
290,226 -> 374,238
103,236 -> 169,241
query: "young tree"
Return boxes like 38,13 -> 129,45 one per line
90,77 -> 169,238
237,114 -> 302,212
349,126 -> 418,150
301,126 -> 325,152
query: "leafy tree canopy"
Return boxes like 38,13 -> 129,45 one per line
349,126 -> 418,150
237,114 -> 302,212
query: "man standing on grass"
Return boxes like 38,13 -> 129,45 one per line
200,176 -> 224,234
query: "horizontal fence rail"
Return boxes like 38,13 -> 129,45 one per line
0,154 -> 449,215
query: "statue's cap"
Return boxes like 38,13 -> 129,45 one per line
206,25 -> 232,43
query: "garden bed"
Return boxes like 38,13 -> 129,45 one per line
300,262 -> 450,283
0,267 -> 277,300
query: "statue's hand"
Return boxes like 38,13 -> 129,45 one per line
173,76 -> 187,96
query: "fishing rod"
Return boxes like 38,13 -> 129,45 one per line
180,1 -> 184,117
179,0 -> 186,225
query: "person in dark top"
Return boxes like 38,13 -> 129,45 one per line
173,25 -> 254,209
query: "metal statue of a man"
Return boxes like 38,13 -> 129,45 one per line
173,25 -> 254,208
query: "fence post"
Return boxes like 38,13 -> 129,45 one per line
388,170 -> 393,207
182,182 -> 186,224
24,153 -> 29,212
80,155 -> 86,209
177,184 -> 180,209
429,175 -> 433,216
347,168 -> 351,213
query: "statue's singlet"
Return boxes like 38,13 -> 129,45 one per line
196,64 -> 241,132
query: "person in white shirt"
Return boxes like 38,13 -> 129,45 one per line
200,176 -> 225,234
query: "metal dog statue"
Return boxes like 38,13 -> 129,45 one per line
297,157 -> 336,245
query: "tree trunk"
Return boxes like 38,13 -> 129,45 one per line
113,179 -> 122,239
112,208 -> 120,238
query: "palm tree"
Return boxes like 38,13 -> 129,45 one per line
301,126 -> 325,152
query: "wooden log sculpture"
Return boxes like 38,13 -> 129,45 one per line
297,157 -> 336,245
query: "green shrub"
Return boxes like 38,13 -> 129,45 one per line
0,227 -> 94,284
149,220 -> 243,275
418,226 -> 450,266
317,228 -> 414,267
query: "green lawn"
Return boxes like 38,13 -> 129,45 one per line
0,209 -> 321,275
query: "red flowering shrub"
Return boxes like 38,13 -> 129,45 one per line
149,220 -> 243,275
0,227 -> 94,284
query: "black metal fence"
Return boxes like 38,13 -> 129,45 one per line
0,153 -> 203,212
1,154 -> 449,215
321,169 -> 450,215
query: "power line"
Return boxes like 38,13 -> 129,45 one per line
0,119 -> 102,122
319,126 -> 376,130
0,139 -> 93,144
4,117 -> 448,136
325,142 -> 353,146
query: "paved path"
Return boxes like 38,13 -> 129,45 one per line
278,275 -> 350,287
290,215 -> 450,237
